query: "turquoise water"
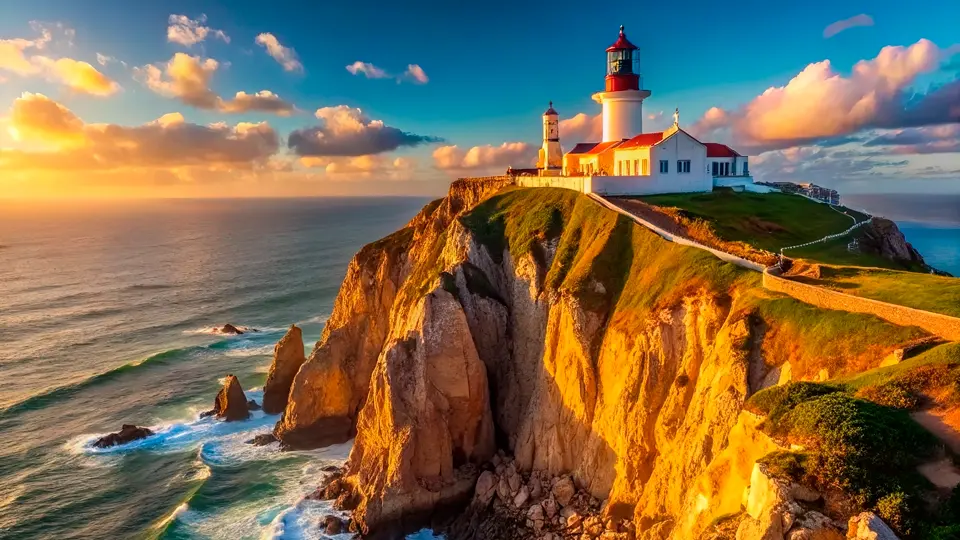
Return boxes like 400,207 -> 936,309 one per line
0,198 -> 429,540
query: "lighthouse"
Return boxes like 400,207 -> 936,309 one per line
592,25 -> 651,142
537,101 -> 563,170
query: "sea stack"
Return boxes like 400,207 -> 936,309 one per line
262,325 -> 307,414
212,374 -> 250,421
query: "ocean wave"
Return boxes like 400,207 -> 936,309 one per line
301,314 -> 330,325
184,325 -> 260,336
224,344 -> 275,358
0,347 -> 192,418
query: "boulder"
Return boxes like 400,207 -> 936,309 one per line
247,400 -> 261,411
552,476 -> 576,507
474,471 -> 498,506
262,325 -> 307,414
245,433 -> 277,446
787,511 -> 843,540
93,424 -> 153,448
218,323 -> 245,335
207,375 -> 250,421
323,515 -> 345,535
846,512 -> 899,540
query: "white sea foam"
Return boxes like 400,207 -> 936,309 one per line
224,344 -> 275,358
184,325 -> 259,336
302,314 -> 330,325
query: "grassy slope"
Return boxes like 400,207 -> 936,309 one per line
636,190 -> 925,270
460,188 -> 926,371
791,266 -> 960,318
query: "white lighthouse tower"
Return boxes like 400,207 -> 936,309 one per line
537,101 -> 563,171
592,26 -> 651,142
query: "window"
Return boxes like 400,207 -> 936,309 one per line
677,160 -> 691,173
641,159 -> 649,175
712,162 -> 719,176
618,161 -> 623,175
743,161 -> 749,176
634,159 -> 639,175
724,162 -> 730,176
659,160 -> 669,173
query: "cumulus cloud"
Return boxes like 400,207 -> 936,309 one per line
559,113 -> 603,143
1,93 -> 279,171
823,14 -> 874,39
255,33 -> 302,73
751,144 -> 909,185
288,105 -> 441,157
167,14 -> 230,47
432,142 -> 536,171
345,61 -> 429,84
0,25 -> 119,96
691,39 -> 960,153
135,53 -> 295,115
346,61 -> 389,79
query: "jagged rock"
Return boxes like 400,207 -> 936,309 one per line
858,218 -> 925,267
552,476 -> 576,507
247,400 -> 261,411
323,515 -> 345,535
208,375 -> 250,421
475,471 -> 498,506
93,424 -> 153,448
583,515 -> 603,536
542,496 -> 558,519
846,512 -> 899,539
332,288 -> 495,534
514,485 -> 530,507
564,509 -> 583,534
262,325 -> 306,414
787,511 -> 844,540
507,464 -> 521,493
527,503 -> 545,531
497,475 -> 512,503
321,465 -> 341,473
245,433 -> 277,446
218,323 -> 245,335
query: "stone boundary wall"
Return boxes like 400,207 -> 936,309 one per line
587,193 -> 766,272
516,175 -> 593,193
764,267 -> 960,341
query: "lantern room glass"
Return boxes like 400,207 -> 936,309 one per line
607,50 -> 639,76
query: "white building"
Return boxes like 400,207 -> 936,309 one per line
524,25 -> 763,196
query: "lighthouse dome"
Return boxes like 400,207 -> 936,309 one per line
544,101 -> 558,116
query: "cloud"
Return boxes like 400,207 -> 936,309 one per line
559,113 -> 602,143
288,105 -> 441,156
1,93 -> 279,172
404,64 -> 429,84
346,61 -> 389,79
751,144 -> 909,185
167,14 -> 230,47
0,25 -> 120,96
135,53 -> 295,115
862,124 -> 960,154
345,61 -> 429,84
691,39 -> 960,153
299,154 -> 418,180
823,14 -> 874,39
255,33 -> 302,73
432,142 -> 536,171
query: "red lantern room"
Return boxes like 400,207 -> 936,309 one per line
605,25 -> 640,92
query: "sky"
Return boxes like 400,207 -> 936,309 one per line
0,0 -> 958,198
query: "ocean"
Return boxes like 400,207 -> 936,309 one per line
0,193 -> 957,540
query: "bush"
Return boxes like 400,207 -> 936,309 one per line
757,451 -> 807,482
746,381 -> 841,424
856,380 -> 922,409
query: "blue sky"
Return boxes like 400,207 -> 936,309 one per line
1,0 -> 958,197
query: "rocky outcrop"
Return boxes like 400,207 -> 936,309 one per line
217,323 -> 247,335
208,375 -> 250,422
846,513 -> 899,540
735,463 -> 842,540
332,287 -> 496,534
281,184 -> 928,537
262,325 -> 306,414
93,424 -> 154,448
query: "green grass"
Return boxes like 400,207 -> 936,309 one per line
790,266 -> 960,318
838,342 -> 960,391
638,190 -> 865,253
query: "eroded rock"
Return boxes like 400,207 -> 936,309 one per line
262,325 -> 306,414
93,424 -> 153,448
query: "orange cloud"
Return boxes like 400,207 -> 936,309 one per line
432,142 -> 535,172
1,93 -> 279,171
255,33 -> 302,73
299,153 -> 418,180
0,26 -> 119,96
692,39 -> 959,152
559,113 -> 602,143
167,14 -> 230,47
135,53 -> 295,115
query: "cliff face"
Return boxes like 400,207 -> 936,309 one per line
278,184 -> 927,537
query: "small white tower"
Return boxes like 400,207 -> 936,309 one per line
591,25 -> 651,142
538,101 -> 563,170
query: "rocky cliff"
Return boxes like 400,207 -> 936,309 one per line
275,183 -> 942,538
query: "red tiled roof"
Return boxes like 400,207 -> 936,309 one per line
586,140 -> 624,154
618,132 -> 664,149
567,142 -> 600,155
705,142 -> 741,157
606,26 -> 638,52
